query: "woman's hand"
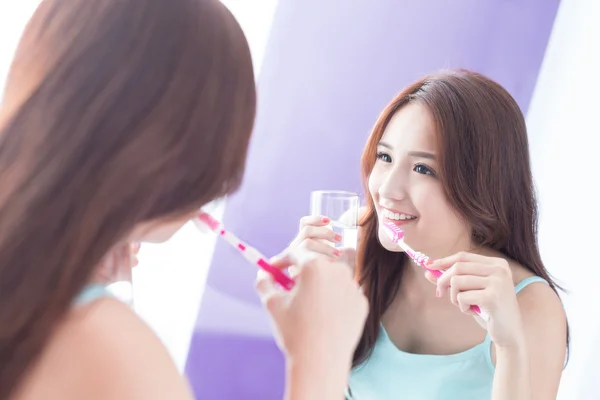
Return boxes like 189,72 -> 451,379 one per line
288,215 -> 356,275
255,246 -> 368,367
426,252 -> 526,349
94,242 -> 141,284
255,246 -> 368,400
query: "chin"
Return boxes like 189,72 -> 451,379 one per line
377,229 -> 404,252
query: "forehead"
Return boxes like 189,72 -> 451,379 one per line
380,102 -> 437,150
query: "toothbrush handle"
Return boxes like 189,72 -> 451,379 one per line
257,258 -> 295,291
244,246 -> 296,291
217,229 -> 296,290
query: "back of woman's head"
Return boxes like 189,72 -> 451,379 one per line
354,69 -> 561,366
0,0 -> 255,395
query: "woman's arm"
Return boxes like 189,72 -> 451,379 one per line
492,283 -> 566,399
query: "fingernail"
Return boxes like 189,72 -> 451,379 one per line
322,217 -> 330,223
426,259 -> 434,266
333,249 -> 342,257
334,234 -> 342,242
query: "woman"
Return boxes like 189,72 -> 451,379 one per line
289,70 -> 567,399
0,0 -> 367,399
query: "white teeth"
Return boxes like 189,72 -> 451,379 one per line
382,209 -> 416,221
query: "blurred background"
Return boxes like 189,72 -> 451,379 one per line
1,0 -> 598,398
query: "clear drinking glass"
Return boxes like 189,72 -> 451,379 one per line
310,190 -> 360,249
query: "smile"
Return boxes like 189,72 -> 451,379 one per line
381,208 -> 417,221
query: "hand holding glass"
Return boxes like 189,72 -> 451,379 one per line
310,190 -> 359,249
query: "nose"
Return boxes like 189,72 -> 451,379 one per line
378,164 -> 408,201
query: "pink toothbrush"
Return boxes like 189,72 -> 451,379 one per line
383,222 -> 490,321
195,211 -> 296,291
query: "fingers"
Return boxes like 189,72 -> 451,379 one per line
271,240 -> 342,272
294,225 -> 341,246
456,289 -> 488,314
424,270 -> 437,284
255,272 -> 286,315
255,271 -> 275,295
445,275 -> 489,305
293,216 -> 341,250
299,238 -> 342,259
269,245 -> 321,271
435,262 -> 493,294
299,215 -> 330,230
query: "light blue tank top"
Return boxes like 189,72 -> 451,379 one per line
73,283 -> 114,306
347,276 -> 548,400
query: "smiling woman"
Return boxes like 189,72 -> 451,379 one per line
350,69 -> 567,399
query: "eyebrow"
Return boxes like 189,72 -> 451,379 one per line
377,141 -> 437,160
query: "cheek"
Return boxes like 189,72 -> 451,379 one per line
413,186 -> 467,239
367,175 -> 378,202
367,169 -> 384,201
412,181 -> 446,215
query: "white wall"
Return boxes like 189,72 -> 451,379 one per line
526,0 -> 600,398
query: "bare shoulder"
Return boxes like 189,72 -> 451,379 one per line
499,257 -> 566,357
507,259 -> 564,317
18,298 -> 193,400
515,272 -> 566,328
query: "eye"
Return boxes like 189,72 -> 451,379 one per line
413,163 -> 436,176
376,152 -> 392,163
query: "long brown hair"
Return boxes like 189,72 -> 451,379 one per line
0,0 -> 256,397
353,69 -> 566,366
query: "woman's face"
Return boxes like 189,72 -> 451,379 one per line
368,103 -> 471,259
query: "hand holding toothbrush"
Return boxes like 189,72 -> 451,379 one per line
382,222 -> 489,320
197,210 -> 368,398
256,247 -> 368,399
426,252 -> 527,349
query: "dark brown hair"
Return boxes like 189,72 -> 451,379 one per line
353,69 -> 566,366
0,0 -> 256,397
